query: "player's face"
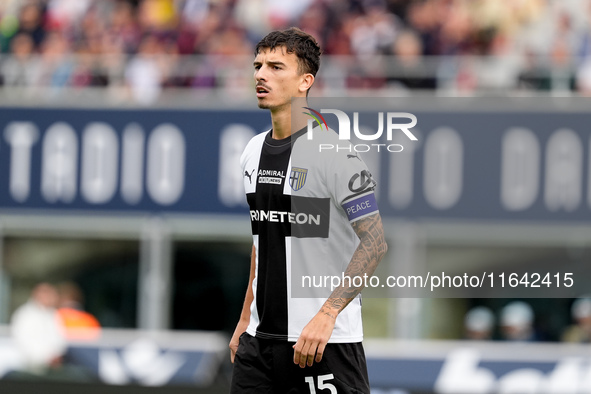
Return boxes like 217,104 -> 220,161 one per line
253,47 -> 307,111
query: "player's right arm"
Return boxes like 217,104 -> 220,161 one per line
229,244 -> 256,363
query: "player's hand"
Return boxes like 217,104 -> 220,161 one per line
229,320 -> 249,363
293,308 -> 337,368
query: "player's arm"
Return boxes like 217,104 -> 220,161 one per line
229,244 -> 256,363
324,211 -> 387,312
293,211 -> 388,368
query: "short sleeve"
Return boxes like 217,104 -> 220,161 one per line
328,152 -> 379,222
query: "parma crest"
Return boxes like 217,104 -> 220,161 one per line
289,167 -> 308,191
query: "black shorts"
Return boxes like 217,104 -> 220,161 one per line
230,332 -> 370,393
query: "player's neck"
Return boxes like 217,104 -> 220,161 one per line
270,102 -> 308,140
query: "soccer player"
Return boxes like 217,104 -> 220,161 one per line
229,27 -> 388,393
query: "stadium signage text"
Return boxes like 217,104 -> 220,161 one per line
1,107 -> 590,221
4,121 -> 185,206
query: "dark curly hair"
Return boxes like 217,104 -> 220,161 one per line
255,27 -> 322,77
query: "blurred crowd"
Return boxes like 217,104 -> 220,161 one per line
464,298 -> 591,343
1,0 -> 591,102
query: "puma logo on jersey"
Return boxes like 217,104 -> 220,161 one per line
244,169 -> 255,184
347,154 -> 361,161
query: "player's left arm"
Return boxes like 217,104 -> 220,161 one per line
293,210 -> 388,368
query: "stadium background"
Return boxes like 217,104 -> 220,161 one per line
1,0 -> 591,393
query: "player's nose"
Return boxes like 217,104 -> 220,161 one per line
254,66 -> 268,82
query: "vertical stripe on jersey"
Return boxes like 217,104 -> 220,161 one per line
247,140 -> 291,339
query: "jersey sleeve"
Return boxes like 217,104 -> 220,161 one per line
239,136 -> 252,173
328,151 -> 379,223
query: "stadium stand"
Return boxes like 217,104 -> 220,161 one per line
0,0 -> 590,101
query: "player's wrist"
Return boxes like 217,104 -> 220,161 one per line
320,306 -> 338,320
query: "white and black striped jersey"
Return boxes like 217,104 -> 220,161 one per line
240,126 -> 379,343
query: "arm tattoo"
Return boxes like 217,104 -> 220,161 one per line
323,212 -> 388,314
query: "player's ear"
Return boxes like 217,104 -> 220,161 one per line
299,73 -> 314,94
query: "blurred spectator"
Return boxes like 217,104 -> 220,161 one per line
476,32 -> 523,93
108,1 -> 142,54
1,32 -> 40,86
10,282 -> 67,374
562,297 -> 591,343
500,301 -> 538,342
267,0 -> 313,29
57,282 -> 101,341
46,0 -> 92,32
547,12 -> 577,92
181,0 -> 210,26
518,49 -> 553,91
138,0 -> 178,34
349,4 -> 399,58
124,34 -> 167,104
576,59 -> 591,94
437,1 -> 473,56
464,306 -> 495,340
387,29 -> 436,90
234,0 -> 271,41
16,2 -> 46,49
38,31 -> 75,88
578,1 -> 591,61
202,27 -> 253,94
576,3 -> 591,94
70,5 -> 111,89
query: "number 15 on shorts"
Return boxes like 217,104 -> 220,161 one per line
305,373 -> 337,393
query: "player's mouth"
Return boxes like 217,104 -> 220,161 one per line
256,84 -> 270,98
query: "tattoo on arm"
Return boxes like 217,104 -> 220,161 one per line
323,213 -> 388,314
